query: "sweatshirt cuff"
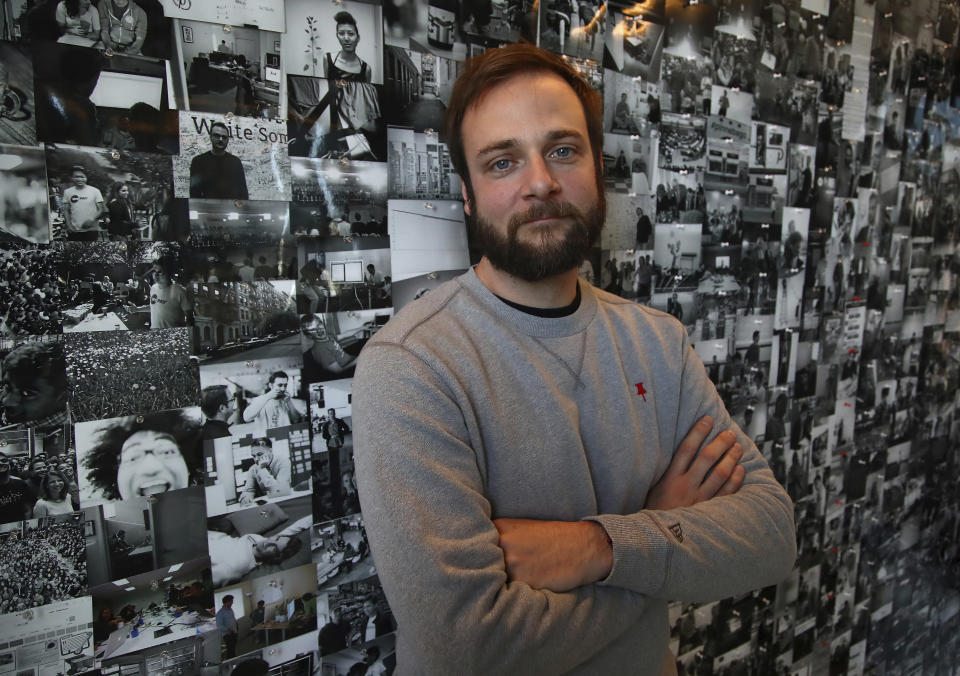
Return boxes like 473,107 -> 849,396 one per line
583,512 -> 670,594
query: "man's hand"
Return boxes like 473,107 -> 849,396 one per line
645,416 -> 745,511
492,518 -> 612,593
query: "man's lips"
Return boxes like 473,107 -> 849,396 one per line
138,482 -> 169,496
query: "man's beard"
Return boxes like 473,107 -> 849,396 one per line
469,195 -> 605,282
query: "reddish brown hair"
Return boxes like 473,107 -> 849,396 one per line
445,43 -> 603,198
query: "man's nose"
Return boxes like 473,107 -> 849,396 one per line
523,155 -> 561,200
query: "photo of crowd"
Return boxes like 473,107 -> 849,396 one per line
0,244 -> 67,335
0,514 -> 87,616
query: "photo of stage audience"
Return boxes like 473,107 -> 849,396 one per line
0,246 -> 67,335
0,515 -> 87,615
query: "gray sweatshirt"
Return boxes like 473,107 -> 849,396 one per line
353,269 -> 796,675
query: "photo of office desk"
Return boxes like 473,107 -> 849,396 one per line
98,608 -> 217,660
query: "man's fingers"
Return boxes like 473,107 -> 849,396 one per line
688,429 -> 737,485
698,442 -> 743,499
667,415 -> 714,477
716,464 -> 746,497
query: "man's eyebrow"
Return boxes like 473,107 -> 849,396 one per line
474,128 -> 587,159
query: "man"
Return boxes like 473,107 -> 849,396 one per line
301,314 -> 358,381
359,599 -> 394,643
321,408 -> 351,514
238,438 -> 292,504
242,371 -> 306,431
353,44 -> 795,673
216,594 -> 238,659
635,205 -> 652,248
148,260 -> 193,329
62,165 -> 105,241
0,341 -> 69,431
208,515 -> 311,585
98,0 -> 148,55
200,385 -> 236,439
667,291 -> 684,321
249,601 -> 266,644
189,122 -> 249,200
318,606 -> 350,655
0,452 -> 32,525
231,658 -> 268,676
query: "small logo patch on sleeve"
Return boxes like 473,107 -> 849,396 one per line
669,523 -> 684,542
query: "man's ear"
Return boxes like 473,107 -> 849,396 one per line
460,182 -> 471,216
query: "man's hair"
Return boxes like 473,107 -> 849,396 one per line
267,370 -> 288,385
256,532 -> 303,565
231,658 -> 269,676
70,165 -> 87,177
250,437 -> 272,450
222,594 -> 233,603
334,10 -> 358,30
82,409 -> 203,500
200,385 -> 230,418
209,121 -> 229,136
2,341 -> 67,391
445,43 -> 603,198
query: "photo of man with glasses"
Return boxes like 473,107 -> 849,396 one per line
188,121 -> 248,199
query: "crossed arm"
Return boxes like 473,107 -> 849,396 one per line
494,416 -> 746,593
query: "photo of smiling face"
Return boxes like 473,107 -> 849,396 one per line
116,430 -> 189,499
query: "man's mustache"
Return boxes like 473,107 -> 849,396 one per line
507,201 -> 585,231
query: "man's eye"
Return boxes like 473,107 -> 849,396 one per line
20,389 -> 37,398
553,146 -> 574,159
492,159 -> 511,171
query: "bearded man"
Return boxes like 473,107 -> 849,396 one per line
352,43 -> 795,674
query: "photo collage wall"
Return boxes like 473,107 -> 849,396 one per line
0,0 -> 957,674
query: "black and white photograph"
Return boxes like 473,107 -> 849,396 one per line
389,268 -> 465,312
387,127 -> 460,199
318,575 -> 395,655
64,328 -> 199,422
0,597 -> 92,675
603,191 -> 654,252
0,513 -> 86,616
776,207 -> 810,330
181,241 -> 292,288
34,42 -> 178,153
703,115 -> 749,192
186,199 -> 289,249
0,336 -> 69,436
90,556 -> 217,661
300,309 -> 391,384
602,131 -> 655,195
192,281 -> 299,362
539,0 -> 605,61
75,406 -> 204,508
310,378 -> 356,521
202,427 -> 312,520
382,47 -> 462,133
711,17 -> 758,94
0,41 -> 36,146
754,71 -> 819,146
654,167 -> 704,224
750,121 -> 791,174
83,488 -> 207,587
296,235 -> 392,314
319,633 -> 395,676
45,143 -> 174,242
0,143 -> 49,244
210,561 -> 318,658
197,355 -> 307,435
287,74 -> 386,161
603,69 -> 660,138
291,157 -> 388,236
387,199 -> 469,282
1,0 -> 172,58
602,12 -> 663,80
284,0 -> 383,83
658,112 -> 705,172
207,493 -> 313,588
659,48 -> 712,116
171,19 -> 282,119
709,84 -> 753,125
173,111 -> 292,202
314,512 -> 374,591
786,144 -> 816,208
0,244 -> 67,335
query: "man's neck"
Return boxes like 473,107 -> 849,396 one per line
474,258 -> 579,309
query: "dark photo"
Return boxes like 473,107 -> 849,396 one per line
382,47 -> 462,132
82,487 -> 207,586
0,336 -> 68,432
45,144 -> 173,242
171,19 -> 282,119
290,158 -> 388,236
0,143 -> 49,243
0,41 -> 36,145
33,42 -> 178,153
602,12 -> 664,80
314,512 -> 374,591
287,75 -> 386,161
387,127 -> 460,199
300,310 -> 392,384
186,199 -> 289,250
